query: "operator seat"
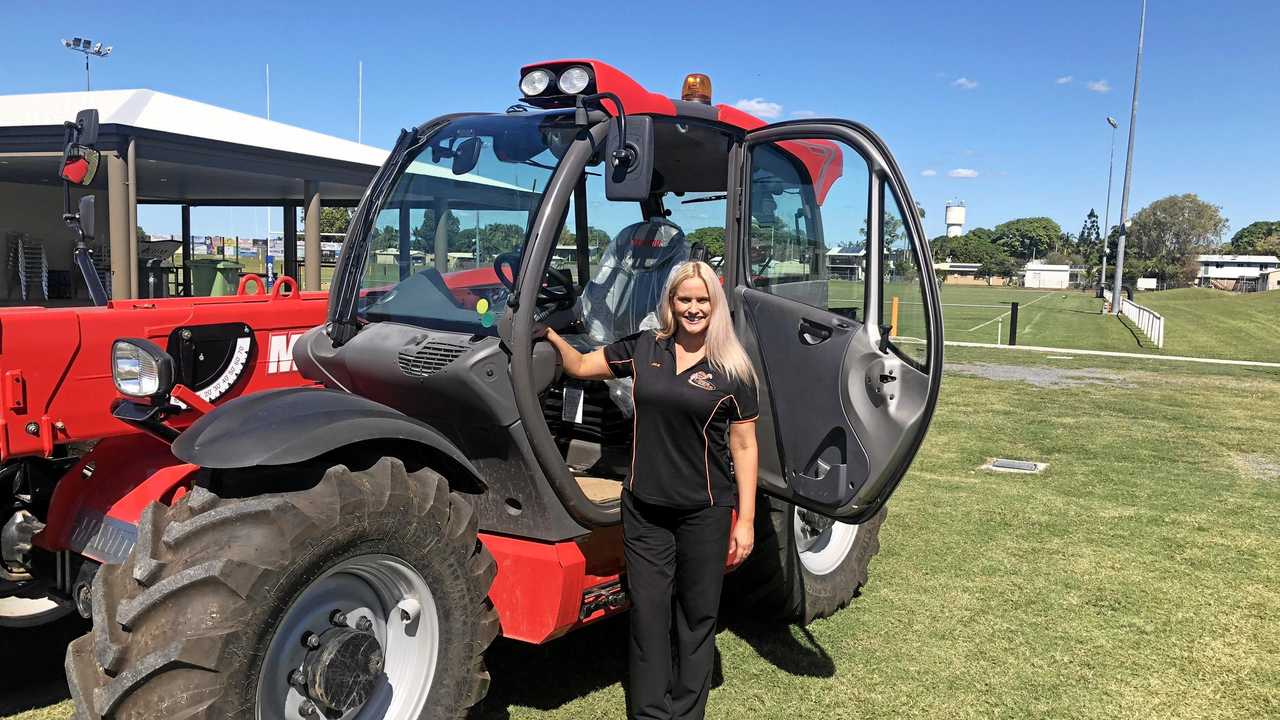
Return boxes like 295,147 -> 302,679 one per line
578,218 -> 689,344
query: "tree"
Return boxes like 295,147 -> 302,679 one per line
1126,193 -> 1229,287
978,254 -> 1017,286
1227,221 -> 1280,256
136,225 -> 150,242
1078,210 -> 1102,256
992,217 -> 1062,261
319,207 -> 351,236
685,227 -> 726,258
412,209 -> 462,253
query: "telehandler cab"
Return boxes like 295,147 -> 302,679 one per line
7,59 -> 945,719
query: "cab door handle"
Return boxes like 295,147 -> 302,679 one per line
799,318 -> 832,345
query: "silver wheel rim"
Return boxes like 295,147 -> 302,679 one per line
793,507 -> 859,576
256,554 -> 439,720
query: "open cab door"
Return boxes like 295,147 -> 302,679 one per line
728,120 -> 943,523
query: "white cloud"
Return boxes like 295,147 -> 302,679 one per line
1087,79 -> 1111,93
790,110 -> 818,118
948,168 -> 979,178
1056,75 -> 1074,84
921,169 -> 938,177
733,97 -> 783,119
951,77 -> 978,90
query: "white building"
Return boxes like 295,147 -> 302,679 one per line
1195,255 -> 1280,287
1022,261 -> 1070,289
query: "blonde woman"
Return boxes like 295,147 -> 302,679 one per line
545,260 -> 759,720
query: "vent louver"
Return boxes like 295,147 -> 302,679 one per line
397,340 -> 467,377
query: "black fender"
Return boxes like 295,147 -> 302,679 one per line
171,387 -> 484,487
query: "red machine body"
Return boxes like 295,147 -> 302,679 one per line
9,60 -> 787,645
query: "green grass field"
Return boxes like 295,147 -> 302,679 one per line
862,282 -> 1279,363
7,349 -> 1278,720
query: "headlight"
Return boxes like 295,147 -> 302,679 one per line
557,66 -> 591,95
112,338 -> 175,399
520,69 -> 552,97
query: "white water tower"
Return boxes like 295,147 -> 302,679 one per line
945,201 -> 967,237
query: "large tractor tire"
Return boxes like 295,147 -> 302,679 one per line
726,495 -> 886,625
65,456 -> 498,720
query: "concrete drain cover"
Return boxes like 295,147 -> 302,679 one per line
983,458 -> 1047,473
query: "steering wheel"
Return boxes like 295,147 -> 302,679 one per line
493,252 -> 578,316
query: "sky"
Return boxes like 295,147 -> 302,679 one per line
4,0 -> 1278,241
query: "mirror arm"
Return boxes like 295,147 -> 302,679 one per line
575,92 -> 634,171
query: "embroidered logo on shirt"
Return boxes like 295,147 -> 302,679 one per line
650,362 -> 663,368
688,371 -> 717,391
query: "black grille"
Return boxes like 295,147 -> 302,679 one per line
397,340 -> 467,377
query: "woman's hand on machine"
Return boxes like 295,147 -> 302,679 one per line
544,328 -> 613,380
728,519 -> 754,567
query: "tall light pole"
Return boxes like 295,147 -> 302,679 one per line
61,37 -> 112,91
1101,116 -> 1119,290
1111,0 -> 1146,314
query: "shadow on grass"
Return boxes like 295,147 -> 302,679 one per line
0,615 -> 87,716
470,614 -> 630,719
470,607 -> 835,718
720,612 -> 836,679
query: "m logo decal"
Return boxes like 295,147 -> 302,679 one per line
267,332 -> 306,374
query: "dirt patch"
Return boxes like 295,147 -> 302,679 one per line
947,362 -> 1135,389
1231,453 -> 1280,482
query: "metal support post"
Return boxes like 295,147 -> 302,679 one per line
181,205 -> 192,296
1009,302 -> 1019,345
398,204 -> 412,280
283,202 -> 298,282
106,151 -> 131,300
304,182 -> 322,291
127,138 -> 139,299
1111,0 -> 1146,314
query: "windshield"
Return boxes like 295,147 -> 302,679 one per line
355,112 -> 572,334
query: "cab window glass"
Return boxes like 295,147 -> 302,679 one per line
881,185 -> 929,368
565,120 -> 734,343
746,138 -> 870,321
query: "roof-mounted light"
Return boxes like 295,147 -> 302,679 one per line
520,68 -> 553,97
557,66 -> 592,95
681,73 -> 712,104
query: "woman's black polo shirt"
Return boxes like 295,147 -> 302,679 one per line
603,330 -> 759,508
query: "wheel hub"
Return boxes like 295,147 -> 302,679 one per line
792,507 -> 859,576
795,508 -> 835,553
302,626 -> 385,714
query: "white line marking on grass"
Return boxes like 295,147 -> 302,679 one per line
1020,309 -> 1047,336
1046,355 -> 1074,359
965,293 -> 1052,333
945,341 -> 1280,368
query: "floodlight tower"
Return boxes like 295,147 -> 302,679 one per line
62,37 -> 113,91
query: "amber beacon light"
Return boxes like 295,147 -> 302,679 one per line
681,73 -> 712,104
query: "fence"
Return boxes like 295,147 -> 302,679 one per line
1103,288 -> 1164,348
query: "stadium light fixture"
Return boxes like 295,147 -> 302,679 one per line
62,35 -> 113,91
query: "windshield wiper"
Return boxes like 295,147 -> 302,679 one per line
680,194 -> 727,205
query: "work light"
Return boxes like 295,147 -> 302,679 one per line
557,66 -> 591,95
112,338 -> 175,400
520,69 -> 553,96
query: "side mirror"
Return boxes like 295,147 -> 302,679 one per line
75,109 -> 99,146
78,195 -> 96,240
451,137 -> 483,175
61,146 -> 101,186
605,115 -> 653,201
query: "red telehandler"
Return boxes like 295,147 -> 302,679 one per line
2,60 -> 945,719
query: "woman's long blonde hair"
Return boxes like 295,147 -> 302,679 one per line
655,261 -> 758,387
